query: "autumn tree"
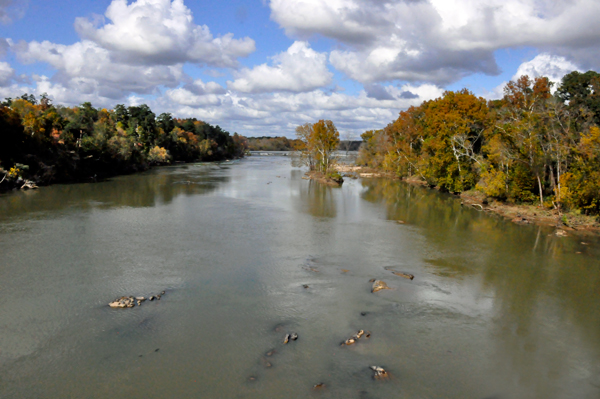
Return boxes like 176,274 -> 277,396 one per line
296,120 -> 340,173
493,76 -> 552,205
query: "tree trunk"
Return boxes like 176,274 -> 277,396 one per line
537,174 -> 544,207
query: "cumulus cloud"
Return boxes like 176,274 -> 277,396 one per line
74,0 -> 255,68
165,79 -> 226,106
228,41 -> 332,93
483,53 -> 582,99
269,0 -> 600,84
162,82 -> 443,136
14,40 -> 185,98
513,53 -> 580,85
10,0 -> 256,105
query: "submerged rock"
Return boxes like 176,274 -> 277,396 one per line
371,280 -> 390,293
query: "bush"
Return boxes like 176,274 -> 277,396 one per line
147,146 -> 171,164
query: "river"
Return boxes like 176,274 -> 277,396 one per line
1,155 -> 599,398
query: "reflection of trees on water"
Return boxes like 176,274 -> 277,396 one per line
361,178 -> 600,393
296,179 -> 337,218
0,164 -> 230,222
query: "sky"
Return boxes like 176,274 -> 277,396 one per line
0,0 -> 596,138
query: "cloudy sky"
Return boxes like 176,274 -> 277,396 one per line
0,0 -> 596,137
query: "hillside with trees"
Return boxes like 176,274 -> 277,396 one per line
357,71 -> 600,217
0,96 -> 248,190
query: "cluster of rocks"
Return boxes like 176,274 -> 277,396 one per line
341,329 -> 371,346
250,266 -> 415,388
283,332 -> 298,344
108,291 -> 165,308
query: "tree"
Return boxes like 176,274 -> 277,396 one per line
556,70 -> 600,126
495,76 -> 552,206
296,120 -> 340,173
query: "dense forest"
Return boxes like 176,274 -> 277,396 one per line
358,71 -> 600,216
0,95 -> 248,190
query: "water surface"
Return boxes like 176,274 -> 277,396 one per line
1,156 -> 599,398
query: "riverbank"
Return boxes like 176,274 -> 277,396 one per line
0,156 -> 241,194
335,164 -> 600,236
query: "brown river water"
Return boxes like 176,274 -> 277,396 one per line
0,155 -> 599,398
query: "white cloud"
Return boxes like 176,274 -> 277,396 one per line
74,0 -> 255,68
162,82 -> 444,136
484,53 -> 581,99
228,41 -> 332,93
10,0 -> 256,105
0,61 -> 14,86
269,0 -> 600,84
15,40 -> 185,98
513,53 -> 580,85
166,79 -> 226,106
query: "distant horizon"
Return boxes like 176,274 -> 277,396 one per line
1,0 -> 597,138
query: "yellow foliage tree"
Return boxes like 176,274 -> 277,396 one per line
296,120 -> 339,173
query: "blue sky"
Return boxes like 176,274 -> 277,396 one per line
0,0 -> 595,137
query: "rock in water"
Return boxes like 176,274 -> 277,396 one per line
342,330 -> 365,345
392,271 -> 415,280
371,280 -> 390,293
108,296 -> 135,308
370,366 -> 389,380
290,333 -> 298,341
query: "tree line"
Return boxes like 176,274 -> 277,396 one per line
0,95 -> 248,189
247,135 -> 361,152
357,71 -> 600,215
247,136 -> 304,151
